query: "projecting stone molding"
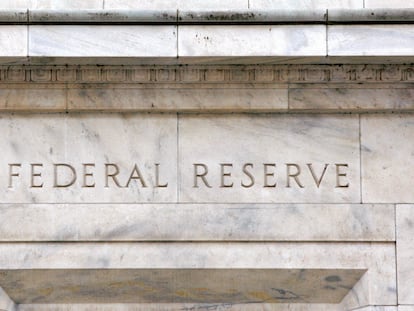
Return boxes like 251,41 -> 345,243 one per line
0,65 -> 413,112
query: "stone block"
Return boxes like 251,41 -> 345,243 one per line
329,9 -> 414,23
32,0 -> 103,9
0,203 -> 395,241
178,25 -> 326,57
250,0 -> 362,9
397,205 -> 414,304
289,88 -> 414,111
0,26 -> 27,57
29,10 -> 177,24
0,0 -> 103,8
67,88 -> 288,111
0,0 -> 30,9
29,26 -> 177,57
0,88 -> 66,111
179,114 -> 360,203
361,115 -> 414,203
0,113 -> 177,203
365,0 -> 414,8
104,0 -> 248,9
178,9 -> 327,24
328,25 -> 414,56
0,10 -> 27,23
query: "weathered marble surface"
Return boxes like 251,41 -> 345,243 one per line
105,0 -> 248,9
0,269 -> 364,304
178,26 -> 326,57
328,25 -> 414,56
356,307 -> 397,311
250,0 -> 363,9
4,0 -> 414,10
33,0 -> 103,8
0,113 -> 177,203
397,205 -> 414,304
0,0 -> 103,9
68,88 -> 288,112
365,0 -> 414,8
5,24 -> 414,61
0,88 -> 65,111
0,286 -> 15,311
0,242 -> 396,306
289,88 -> 414,111
361,114 -> 414,203
29,26 -> 177,57
179,114 -> 360,203
0,203 -> 395,241
16,303 -> 344,311
399,307 -> 414,311
0,27 -> 27,57
339,273 -> 369,310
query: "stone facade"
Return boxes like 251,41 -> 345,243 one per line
0,1 -> 413,311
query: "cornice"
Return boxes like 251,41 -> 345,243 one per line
0,9 -> 413,25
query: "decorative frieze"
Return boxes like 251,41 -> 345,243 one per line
1,65 -> 414,84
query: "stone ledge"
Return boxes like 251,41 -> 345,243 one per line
0,9 -> 413,24
0,204 -> 395,242
0,242 -> 397,307
0,269 -> 366,304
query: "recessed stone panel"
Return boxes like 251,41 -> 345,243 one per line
0,113 -> 177,203
179,114 -> 360,203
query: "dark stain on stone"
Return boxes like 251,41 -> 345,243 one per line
270,288 -> 300,300
324,285 -> 337,290
325,275 -> 342,282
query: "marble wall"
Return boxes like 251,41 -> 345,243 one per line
0,106 -> 414,310
0,63 -> 412,310
0,2 -> 414,311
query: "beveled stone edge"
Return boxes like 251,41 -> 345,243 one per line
14,303 -> 344,311
1,64 -> 414,84
1,9 -> 414,24
0,286 -> 16,311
